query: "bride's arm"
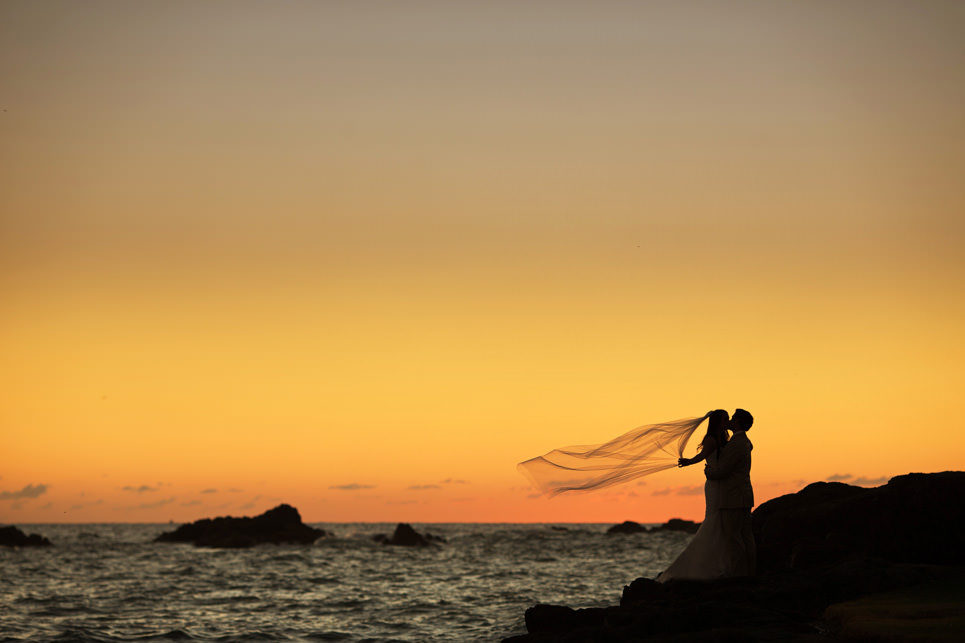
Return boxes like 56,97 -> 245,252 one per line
679,451 -> 707,467
679,436 -> 715,467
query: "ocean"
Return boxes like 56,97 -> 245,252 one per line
1,523 -> 691,642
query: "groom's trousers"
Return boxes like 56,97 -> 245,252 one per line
720,508 -> 756,576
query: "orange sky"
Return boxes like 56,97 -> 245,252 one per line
2,1 -> 964,523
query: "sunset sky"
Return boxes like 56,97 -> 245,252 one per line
2,1 -> 964,523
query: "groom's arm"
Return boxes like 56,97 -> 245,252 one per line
704,442 -> 747,480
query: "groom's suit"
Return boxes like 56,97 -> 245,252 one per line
705,431 -> 756,576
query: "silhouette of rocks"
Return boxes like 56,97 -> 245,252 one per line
372,523 -> 446,547
753,471 -> 965,572
0,525 -> 52,547
155,504 -> 328,548
607,518 -> 700,535
504,471 -> 965,642
649,518 -> 700,534
606,520 -> 648,535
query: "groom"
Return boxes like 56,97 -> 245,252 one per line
705,408 -> 756,576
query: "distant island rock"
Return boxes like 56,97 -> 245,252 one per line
606,518 -> 700,535
155,504 -> 328,548
372,523 -> 446,547
606,520 -> 648,535
0,525 -> 52,547
505,471 -> 965,642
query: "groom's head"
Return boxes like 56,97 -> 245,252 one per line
732,408 -> 753,432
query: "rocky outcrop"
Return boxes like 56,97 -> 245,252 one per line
505,471 -> 965,642
753,471 -> 965,572
606,520 -> 648,535
606,518 -> 700,535
509,560 -> 961,642
0,525 -> 52,547
649,518 -> 700,534
155,504 -> 328,548
372,523 -> 446,547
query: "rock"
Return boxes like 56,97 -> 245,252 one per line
372,522 -> 446,547
524,604 -> 608,635
0,525 -> 52,547
155,504 -> 328,548
504,471 -> 965,642
608,518 -> 700,535
506,560 -> 962,642
606,520 -> 648,535
650,518 -> 701,534
753,471 -> 965,572
620,577 -> 665,606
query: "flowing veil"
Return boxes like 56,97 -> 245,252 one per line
517,414 -> 710,497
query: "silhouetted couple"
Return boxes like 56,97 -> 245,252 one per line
517,407 -> 757,581
657,408 -> 756,582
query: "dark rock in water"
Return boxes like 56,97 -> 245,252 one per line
606,520 -> 648,535
0,525 -> 52,547
155,504 -> 328,548
607,518 -> 700,535
753,471 -> 965,572
372,523 -> 446,547
504,471 -> 965,642
649,518 -> 700,534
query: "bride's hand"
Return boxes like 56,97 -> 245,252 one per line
678,457 -> 689,467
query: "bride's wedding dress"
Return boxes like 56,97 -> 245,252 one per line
656,450 -> 732,582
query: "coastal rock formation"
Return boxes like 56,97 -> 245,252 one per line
505,471 -> 965,642
372,523 -> 446,547
606,520 -> 647,535
649,518 -> 700,534
753,471 -> 965,572
155,504 -> 328,548
606,518 -> 700,535
0,525 -> 52,547
511,560 -> 960,642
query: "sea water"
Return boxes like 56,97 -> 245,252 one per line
0,523 -> 691,641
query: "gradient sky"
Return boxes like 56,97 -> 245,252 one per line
2,1 -> 964,523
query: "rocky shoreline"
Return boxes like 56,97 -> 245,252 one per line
504,471 -> 965,642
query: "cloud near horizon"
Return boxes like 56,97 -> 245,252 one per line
440,478 -> 469,484
129,497 -> 176,510
122,484 -> 158,493
852,476 -> 889,486
329,483 -> 375,491
826,473 -> 853,482
675,485 -> 703,496
408,484 -> 441,491
200,488 -> 218,494
651,488 -> 672,496
239,495 -> 261,510
0,483 -> 49,500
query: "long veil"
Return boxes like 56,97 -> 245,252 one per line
517,414 -> 709,497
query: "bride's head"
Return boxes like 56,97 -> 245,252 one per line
707,409 -> 729,433
700,409 -> 730,450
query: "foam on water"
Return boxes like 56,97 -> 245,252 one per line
0,523 -> 691,641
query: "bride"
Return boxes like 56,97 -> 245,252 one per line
656,408 -> 731,582
517,408 -> 739,582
